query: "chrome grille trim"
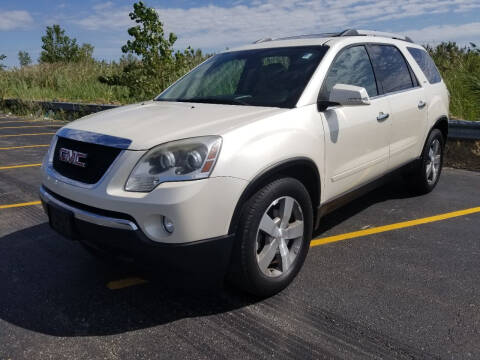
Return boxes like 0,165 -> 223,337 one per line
56,128 -> 132,149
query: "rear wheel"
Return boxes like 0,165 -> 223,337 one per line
407,128 -> 444,194
228,177 -> 313,297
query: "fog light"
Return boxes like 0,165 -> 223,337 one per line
163,216 -> 174,234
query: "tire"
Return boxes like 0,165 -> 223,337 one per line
228,177 -> 313,297
407,128 -> 444,194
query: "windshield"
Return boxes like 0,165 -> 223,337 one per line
156,46 -> 328,108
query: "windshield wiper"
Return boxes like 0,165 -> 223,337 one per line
175,97 -> 250,106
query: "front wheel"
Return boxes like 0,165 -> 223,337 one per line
228,177 -> 313,297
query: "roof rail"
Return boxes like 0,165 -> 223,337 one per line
338,29 -> 414,43
251,29 -> 414,44
253,33 -> 337,43
253,37 -> 273,44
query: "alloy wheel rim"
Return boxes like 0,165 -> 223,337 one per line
426,139 -> 441,185
255,196 -> 304,278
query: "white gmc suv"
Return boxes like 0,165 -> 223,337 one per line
40,29 -> 449,297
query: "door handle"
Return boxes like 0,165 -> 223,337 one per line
377,112 -> 389,121
418,100 -> 426,109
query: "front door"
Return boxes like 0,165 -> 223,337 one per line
319,45 -> 391,201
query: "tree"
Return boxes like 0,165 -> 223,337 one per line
78,43 -> 95,62
100,1 -> 207,100
0,54 -> 6,70
121,1 -> 177,68
39,24 -> 94,63
18,51 -> 32,67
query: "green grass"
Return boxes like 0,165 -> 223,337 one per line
427,42 -> 480,121
0,42 -> 479,120
0,61 -> 130,105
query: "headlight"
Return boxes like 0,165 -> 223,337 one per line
125,136 -> 222,192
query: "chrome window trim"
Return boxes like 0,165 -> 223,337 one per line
56,128 -> 132,149
369,85 -> 422,100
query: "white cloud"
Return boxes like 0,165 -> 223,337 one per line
93,1 -> 115,12
405,22 -> 480,44
0,10 -> 34,31
71,0 -> 480,50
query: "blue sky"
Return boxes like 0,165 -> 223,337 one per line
1,0 -> 479,67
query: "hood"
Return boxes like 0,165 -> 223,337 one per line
64,101 -> 287,150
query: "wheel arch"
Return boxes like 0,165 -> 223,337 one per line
432,115 -> 449,142
228,157 -> 321,235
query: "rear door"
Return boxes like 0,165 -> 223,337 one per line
319,45 -> 391,201
367,44 -> 428,169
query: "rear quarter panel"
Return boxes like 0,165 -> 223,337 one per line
400,44 -> 450,154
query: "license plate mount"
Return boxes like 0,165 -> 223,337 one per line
48,205 -> 76,240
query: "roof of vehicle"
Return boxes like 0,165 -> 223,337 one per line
227,29 -> 422,52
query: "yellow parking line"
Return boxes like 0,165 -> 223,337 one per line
0,163 -> 42,170
0,144 -> 49,150
107,277 -> 148,290
0,125 -> 61,129
311,206 -> 480,247
0,132 -> 55,138
0,201 -> 41,209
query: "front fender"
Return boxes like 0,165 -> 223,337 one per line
212,105 -> 326,198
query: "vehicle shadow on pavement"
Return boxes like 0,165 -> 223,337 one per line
314,176 -> 417,237
0,223 -> 258,337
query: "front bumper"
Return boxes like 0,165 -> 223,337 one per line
40,186 -> 235,283
42,148 -> 248,244
40,186 -> 138,231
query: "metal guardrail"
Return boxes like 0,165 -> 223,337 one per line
2,99 -> 119,114
448,119 -> 480,140
1,99 -> 479,140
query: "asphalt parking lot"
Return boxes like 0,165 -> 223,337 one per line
0,114 -> 479,360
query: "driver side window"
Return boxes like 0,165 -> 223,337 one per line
320,45 -> 378,100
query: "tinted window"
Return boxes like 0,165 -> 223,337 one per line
368,45 -> 414,94
407,47 -> 442,84
157,46 -> 328,108
320,45 -> 378,98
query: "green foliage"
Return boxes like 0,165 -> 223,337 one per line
18,51 -> 32,67
0,61 -> 129,104
39,24 -> 94,63
78,43 -> 95,63
0,54 -> 6,70
426,42 -> 480,121
99,1 -> 209,101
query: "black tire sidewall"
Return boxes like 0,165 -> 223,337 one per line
419,129 -> 444,192
236,177 -> 313,297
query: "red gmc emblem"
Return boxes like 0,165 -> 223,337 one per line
58,148 -> 88,167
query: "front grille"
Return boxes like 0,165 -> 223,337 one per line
53,136 -> 122,184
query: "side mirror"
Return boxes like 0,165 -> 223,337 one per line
329,84 -> 370,106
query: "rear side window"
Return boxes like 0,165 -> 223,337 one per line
320,45 -> 378,99
407,47 -> 442,84
368,45 -> 414,94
